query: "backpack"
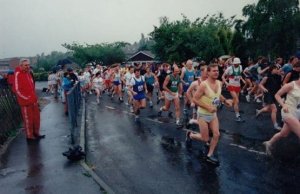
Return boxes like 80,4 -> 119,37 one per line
62,145 -> 86,161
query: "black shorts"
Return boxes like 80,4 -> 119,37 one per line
264,93 -> 276,105
146,84 -> 154,93
159,82 -> 164,91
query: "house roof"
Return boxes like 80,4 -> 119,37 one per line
127,50 -> 155,61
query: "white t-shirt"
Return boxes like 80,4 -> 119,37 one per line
129,75 -> 145,86
124,72 -> 134,86
93,77 -> 103,89
83,71 -> 91,82
48,73 -> 58,85
224,65 -> 243,87
93,68 -> 101,75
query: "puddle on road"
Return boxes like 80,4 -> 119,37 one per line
27,163 -> 43,177
148,115 -> 172,123
160,136 -> 182,151
25,185 -> 43,193
0,167 -> 18,177
220,129 -> 266,153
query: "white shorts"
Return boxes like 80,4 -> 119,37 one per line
165,92 -> 178,101
282,108 -> 300,121
197,112 -> 217,123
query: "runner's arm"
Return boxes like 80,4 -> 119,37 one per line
163,75 -> 173,95
180,69 -> 187,85
221,69 -> 229,86
282,72 -> 291,85
258,77 -> 268,93
186,82 -> 196,102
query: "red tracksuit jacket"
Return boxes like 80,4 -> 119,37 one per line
14,68 -> 38,106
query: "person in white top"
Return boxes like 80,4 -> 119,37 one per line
123,66 -> 135,112
222,57 -> 245,122
92,65 -> 102,75
83,67 -> 92,94
263,76 -> 300,156
47,71 -> 59,98
92,72 -> 104,104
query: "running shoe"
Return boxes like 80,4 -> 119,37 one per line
149,101 -> 153,108
158,110 -> 162,117
130,106 -> 134,113
96,98 -> 100,104
256,98 -> 262,103
274,123 -> 282,131
119,97 -> 124,102
255,109 -> 260,118
189,119 -> 198,125
183,109 -> 188,115
246,95 -> 250,102
156,97 -> 161,105
168,112 -> 173,118
263,141 -> 272,155
206,155 -> 220,165
176,120 -> 183,128
185,130 -> 192,148
235,116 -> 245,122
135,115 -> 140,122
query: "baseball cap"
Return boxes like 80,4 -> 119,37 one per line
232,57 -> 241,64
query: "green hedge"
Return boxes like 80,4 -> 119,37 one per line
33,72 -> 48,81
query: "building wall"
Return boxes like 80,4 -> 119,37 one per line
9,58 -> 20,70
0,57 -> 37,71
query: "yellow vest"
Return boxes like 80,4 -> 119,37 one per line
197,80 -> 222,115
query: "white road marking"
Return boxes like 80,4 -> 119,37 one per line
146,118 -> 163,124
230,143 -> 266,155
105,106 -> 116,110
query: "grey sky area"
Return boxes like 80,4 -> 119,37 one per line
0,0 -> 257,58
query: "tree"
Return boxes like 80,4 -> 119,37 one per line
240,0 -> 300,59
34,51 -> 72,72
62,42 -> 128,66
149,14 -> 235,63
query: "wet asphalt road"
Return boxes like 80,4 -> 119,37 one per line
85,91 -> 300,194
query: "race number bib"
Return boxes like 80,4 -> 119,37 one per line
212,97 -> 221,107
138,85 -> 144,92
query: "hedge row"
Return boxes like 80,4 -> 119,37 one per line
33,72 -> 48,81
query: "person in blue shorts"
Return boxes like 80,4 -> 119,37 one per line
129,68 -> 147,121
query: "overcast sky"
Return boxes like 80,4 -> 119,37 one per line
0,0 -> 257,58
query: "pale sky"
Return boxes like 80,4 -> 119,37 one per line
0,0 -> 257,58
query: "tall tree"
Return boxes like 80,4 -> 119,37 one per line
150,14 -> 235,63
240,0 -> 300,58
35,51 -> 72,72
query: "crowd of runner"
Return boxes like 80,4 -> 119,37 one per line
46,54 -> 300,165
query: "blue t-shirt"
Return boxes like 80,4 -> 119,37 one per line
183,69 -> 195,85
281,63 -> 293,74
63,77 -> 73,91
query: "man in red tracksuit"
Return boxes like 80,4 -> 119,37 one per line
14,59 -> 45,142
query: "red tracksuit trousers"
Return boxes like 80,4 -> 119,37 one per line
20,103 -> 40,139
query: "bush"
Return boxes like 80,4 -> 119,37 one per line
33,72 -> 49,81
